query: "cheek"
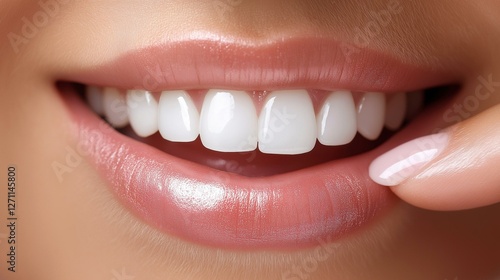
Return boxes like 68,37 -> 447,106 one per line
7,83 -> 137,277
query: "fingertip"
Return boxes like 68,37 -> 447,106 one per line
370,105 -> 500,211
369,132 -> 449,187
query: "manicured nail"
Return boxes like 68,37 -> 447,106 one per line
369,132 -> 449,186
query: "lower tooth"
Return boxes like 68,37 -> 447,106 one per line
103,87 -> 129,128
384,92 -> 407,131
126,90 -> 158,137
357,92 -> 386,140
200,90 -> 258,152
258,90 -> 317,155
158,90 -> 199,142
317,90 -> 357,146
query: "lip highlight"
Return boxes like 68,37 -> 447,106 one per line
58,37 -> 455,249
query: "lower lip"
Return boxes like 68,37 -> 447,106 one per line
63,90 -> 396,250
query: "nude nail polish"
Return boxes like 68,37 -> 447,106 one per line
369,132 -> 449,186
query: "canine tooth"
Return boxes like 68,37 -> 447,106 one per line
126,90 -> 158,137
85,86 -> 104,115
258,90 -> 316,155
357,92 -> 386,140
103,87 -> 129,128
384,92 -> 407,130
317,91 -> 357,146
200,90 -> 258,152
406,91 -> 424,120
158,90 -> 199,142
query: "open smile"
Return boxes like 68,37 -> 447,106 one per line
57,36 -> 459,249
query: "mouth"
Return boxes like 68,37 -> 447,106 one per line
57,36 -> 459,250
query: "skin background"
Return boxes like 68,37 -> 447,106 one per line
1,0 -> 500,279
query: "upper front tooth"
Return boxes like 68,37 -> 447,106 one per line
158,90 -> 199,142
258,90 -> 317,155
126,90 -> 158,137
317,90 -> 357,146
85,86 -> 104,115
384,92 -> 407,131
357,92 -> 386,140
103,87 -> 129,128
200,90 -> 258,152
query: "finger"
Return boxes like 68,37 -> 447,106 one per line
369,104 -> 500,211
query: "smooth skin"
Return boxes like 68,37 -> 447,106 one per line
1,1 -> 500,279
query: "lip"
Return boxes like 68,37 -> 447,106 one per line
59,36 -> 457,249
61,36 -> 455,92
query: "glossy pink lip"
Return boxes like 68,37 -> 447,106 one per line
59,37 -> 455,249
63,37 -> 455,92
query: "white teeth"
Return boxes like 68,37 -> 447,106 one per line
384,92 -> 407,131
317,91 -> 357,146
258,90 -> 316,155
92,86 -> 419,155
158,90 -> 199,142
406,91 -> 424,120
200,90 -> 258,152
85,86 -> 104,115
103,87 -> 129,128
357,92 -> 386,140
126,90 -> 158,137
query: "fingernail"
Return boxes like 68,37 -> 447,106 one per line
369,132 -> 449,186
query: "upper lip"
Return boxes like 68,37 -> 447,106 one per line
59,34 -> 456,249
60,34 -> 457,92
